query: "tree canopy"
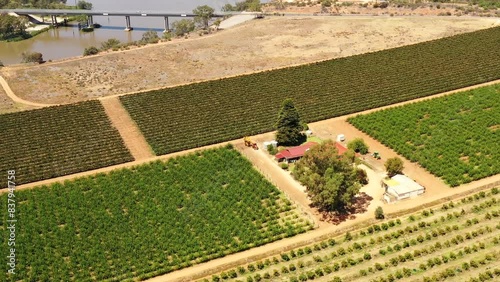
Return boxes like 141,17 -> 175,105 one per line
347,138 -> 369,154
76,0 -> 92,10
172,19 -> 195,36
0,14 -> 28,40
193,5 -> 214,30
222,0 -> 261,12
1,0 -> 67,9
292,140 -> 363,213
385,157 -> 404,177
275,98 -> 306,146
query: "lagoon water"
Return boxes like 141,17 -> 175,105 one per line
0,0 -> 250,65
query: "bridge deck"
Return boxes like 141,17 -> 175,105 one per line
0,9 -> 234,17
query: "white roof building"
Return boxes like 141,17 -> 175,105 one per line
382,174 -> 425,203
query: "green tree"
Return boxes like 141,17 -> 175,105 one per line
162,31 -> 172,41
74,14 -> 88,26
77,0 -> 92,10
213,18 -> 222,31
375,206 -> 384,219
385,157 -> 404,177
193,5 -> 214,30
21,51 -> 43,63
347,138 -> 369,154
100,38 -> 121,50
140,30 -> 159,44
292,140 -> 362,213
83,46 -> 99,56
0,14 -> 28,40
275,98 -> 306,146
172,19 -> 195,36
222,0 -> 261,12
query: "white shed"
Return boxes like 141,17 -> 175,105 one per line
382,174 -> 425,202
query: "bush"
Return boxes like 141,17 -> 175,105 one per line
280,163 -> 289,170
375,206 -> 385,219
21,51 -> 43,63
83,46 -> 99,56
356,168 -> 369,184
141,30 -> 160,44
385,157 -> 404,177
100,38 -> 121,50
267,144 -> 278,155
347,138 -> 369,154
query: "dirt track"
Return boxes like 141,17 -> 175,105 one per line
100,97 -> 154,160
1,16 -> 498,106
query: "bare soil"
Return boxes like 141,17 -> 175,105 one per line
0,76 -> 37,113
264,2 -> 500,17
1,16 -> 498,105
99,97 -> 154,160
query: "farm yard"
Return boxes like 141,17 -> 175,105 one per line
348,84 -> 500,187
199,188 -> 500,282
0,101 -> 133,187
120,27 -> 500,156
0,146 -> 313,281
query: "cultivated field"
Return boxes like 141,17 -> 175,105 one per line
348,84 -> 500,187
199,188 -> 500,282
0,101 -> 133,186
120,27 -> 500,155
0,146 -> 313,281
2,17 -> 498,105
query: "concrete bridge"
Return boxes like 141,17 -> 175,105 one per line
0,9 -> 234,31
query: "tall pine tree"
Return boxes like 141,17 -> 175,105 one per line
275,99 -> 305,146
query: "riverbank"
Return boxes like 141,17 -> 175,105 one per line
1,15 -> 499,108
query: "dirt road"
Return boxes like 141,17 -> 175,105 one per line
100,97 -> 154,160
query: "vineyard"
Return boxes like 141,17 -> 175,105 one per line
348,84 -> 500,187
120,27 -> 500,155
200,187 -> 500,282
0,146 -> 313,281
0,101 -> 133,186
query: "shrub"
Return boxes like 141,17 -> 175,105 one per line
347,138 -> 369,154
21,51 -> 43,63
280,163 -> 289,170
83,46 -> 99,56
141,30 -> 160,44
345,232 -> 353,242
100,38 -> 121,50
375,206 -> 385,219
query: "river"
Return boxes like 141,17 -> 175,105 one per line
0,0 -> 257,65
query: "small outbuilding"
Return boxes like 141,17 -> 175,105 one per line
382,174 -> 425,203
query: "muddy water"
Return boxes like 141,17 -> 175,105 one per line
0,0 -> 243,65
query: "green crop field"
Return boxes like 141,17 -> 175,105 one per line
348,84 -> 500,187
0,146 -> 312,281
0,101 -> 133,186
121,27 -> 500,155
201,188 -> 500,282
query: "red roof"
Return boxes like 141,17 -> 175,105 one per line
335,142 -> 348,155
275,142 -> 318,160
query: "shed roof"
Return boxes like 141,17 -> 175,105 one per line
275,142 -> 318,160
383,174 -> 424,195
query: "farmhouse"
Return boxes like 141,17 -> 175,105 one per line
275,142 -> 318,163
382,174 -> 425,203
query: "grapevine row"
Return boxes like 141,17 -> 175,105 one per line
0,101 -> 133,186
348,84 -> 499,186
120,27 -> 500,155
